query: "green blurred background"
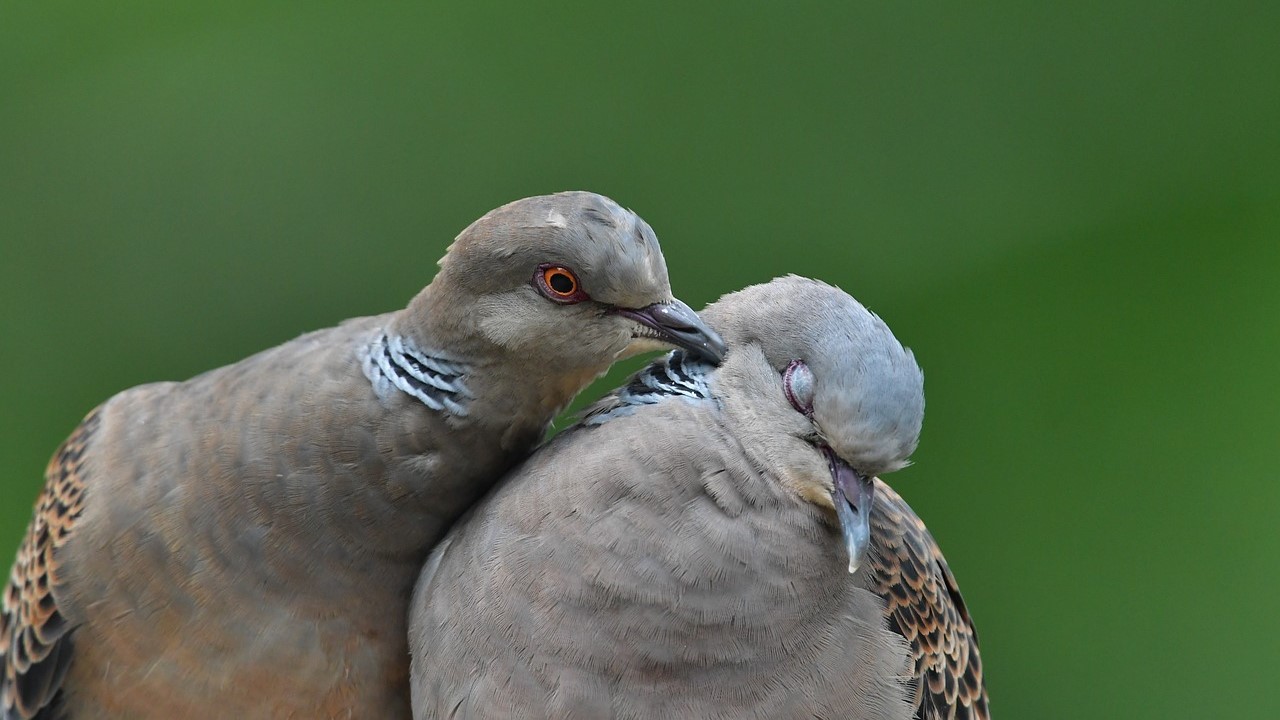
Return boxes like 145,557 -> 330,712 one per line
3,2 -> 1277,716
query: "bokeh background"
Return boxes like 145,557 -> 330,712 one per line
3,2 -> 1277,717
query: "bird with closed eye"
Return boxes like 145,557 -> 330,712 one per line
409,275 -> 987,720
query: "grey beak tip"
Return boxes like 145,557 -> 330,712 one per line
621,301 -> 727,364
830,458 -> 874,575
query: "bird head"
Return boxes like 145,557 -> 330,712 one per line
408,191 -> 724,370
700,275 -> 924,573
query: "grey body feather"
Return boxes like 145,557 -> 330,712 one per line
410,398 -> 914,720
409,276 -> 948,720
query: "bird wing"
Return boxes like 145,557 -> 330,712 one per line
1,408 -> 100,720
867,480 -> 990,720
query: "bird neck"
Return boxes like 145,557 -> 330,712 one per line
360,331 -> 475,418
464,358 -> 609,437
374,277 -> 509,421
393,276 -> 500,360
382,277 -> 631,435
582,351 -> 716,425
368,300 -> 605,443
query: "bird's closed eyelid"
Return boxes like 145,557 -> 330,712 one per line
782,359 -> 815,416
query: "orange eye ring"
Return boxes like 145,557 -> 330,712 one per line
543,267 -> 577,296
534,264 -> 588,304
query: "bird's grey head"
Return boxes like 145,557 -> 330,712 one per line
403,191 -> 725,369
701,275 -> 924,572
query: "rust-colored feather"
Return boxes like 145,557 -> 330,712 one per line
2,408 -> 100,720
868,480 -> 990,720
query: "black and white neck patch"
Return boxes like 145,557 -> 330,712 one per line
361,332 -> 474,417
581,350 -> 715,425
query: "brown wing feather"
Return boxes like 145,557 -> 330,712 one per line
868,480 -> 990,720
2,408 -> 100,720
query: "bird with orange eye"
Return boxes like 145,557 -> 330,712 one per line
534,263 -> 591,304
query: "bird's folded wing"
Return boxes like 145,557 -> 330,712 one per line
868,480 -> 990,720
2,408 -> 100,720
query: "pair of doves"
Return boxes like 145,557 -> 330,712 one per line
1,192 -> 987,720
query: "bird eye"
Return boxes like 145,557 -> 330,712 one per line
783,359 -> 815,417
534,264 -> 588,304
545,268 -> 576,294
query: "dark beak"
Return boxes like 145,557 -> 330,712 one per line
614,299 -> 726,364
827,449 -> 875,574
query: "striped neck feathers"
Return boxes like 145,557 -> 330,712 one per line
581,350 -> 715,426
361,332 -> 474,417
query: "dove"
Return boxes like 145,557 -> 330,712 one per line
408,275 -> 987,720
0,191 -> 725,720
